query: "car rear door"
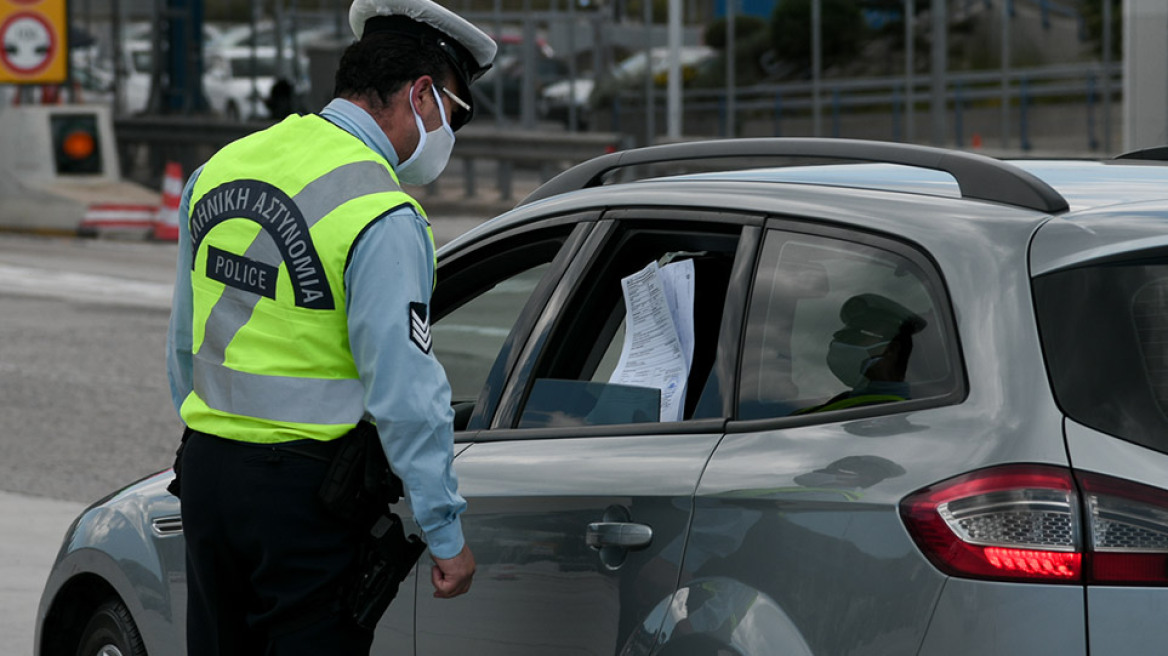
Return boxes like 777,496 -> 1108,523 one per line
414,211 -> 761,655
671,215 -> 1088,655
1032,207 -> 1168,653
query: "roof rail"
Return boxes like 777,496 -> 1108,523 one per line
1115,146 -> 1168,162
518,137 -> 1069,214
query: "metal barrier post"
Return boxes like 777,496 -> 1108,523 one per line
1020,77 -> 1031,151
464,158 -> 476,198
831,88 -> 841,138
498,161 -> 513,202
954,81 -> 964,148
773,91 -> 782,137
1087,75 -> 1099,151
893,88 -> 902,142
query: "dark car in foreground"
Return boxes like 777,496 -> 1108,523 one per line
37,138 -> 1168,655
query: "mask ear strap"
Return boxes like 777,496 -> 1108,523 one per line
429,85 -> 453,134
398,81 -> 429,169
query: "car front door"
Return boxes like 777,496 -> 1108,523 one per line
414,211 -> 760,655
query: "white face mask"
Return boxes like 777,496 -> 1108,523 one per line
396,84 -> 455,186
826,339 -> 889,388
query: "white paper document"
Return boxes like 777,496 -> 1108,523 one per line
608,259 -> 696,422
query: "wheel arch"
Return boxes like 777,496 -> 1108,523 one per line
38,572 -> 124,656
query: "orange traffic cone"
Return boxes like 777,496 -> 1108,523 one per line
153,161 -> 183,241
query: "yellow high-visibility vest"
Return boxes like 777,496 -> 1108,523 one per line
180,114 -> 433,444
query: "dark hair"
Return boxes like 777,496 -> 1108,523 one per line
333,31 -> 455,106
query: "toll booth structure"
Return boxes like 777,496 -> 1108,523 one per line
0,104 -> 160,236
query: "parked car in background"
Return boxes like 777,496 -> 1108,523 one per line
209,19 -> 339,54
471,33 -> 569,122
36,138 -> 1168,655
540,45 -> 714,129
202,45 -> 309,120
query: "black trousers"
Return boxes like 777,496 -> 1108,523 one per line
179,430 -> 375,656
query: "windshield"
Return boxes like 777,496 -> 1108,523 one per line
1035,253 -> 1168,453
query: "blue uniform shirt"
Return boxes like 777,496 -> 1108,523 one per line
166,98 -> 466,559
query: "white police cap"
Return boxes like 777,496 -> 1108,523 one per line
349,0 -> 497,92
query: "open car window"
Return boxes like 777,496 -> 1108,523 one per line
514,220 -> 743,429
431,221 -> 588,432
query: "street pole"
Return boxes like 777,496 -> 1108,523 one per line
1000,0 -> 1010,149
930,0 -> 947,146
666,0 -> 682,140
905,0 -> 914,142
645,0 -> 655,144
1102,0 -> 1112,153
726,0 -> 736,138
812,0 -> 822,137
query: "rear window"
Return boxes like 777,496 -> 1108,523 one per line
1035,257 -> 1168,453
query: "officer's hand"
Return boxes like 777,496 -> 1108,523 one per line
431,543 -> 475,598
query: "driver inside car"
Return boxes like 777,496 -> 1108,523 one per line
795,293 -> 927,415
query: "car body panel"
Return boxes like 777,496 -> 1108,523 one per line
1086,586 -> 1168,653
415,432 -> 721,655
917,579 -> 1085,655
1030,200 -> 1168,275
36,471 -> 184,655
1064,419 -> 1168,491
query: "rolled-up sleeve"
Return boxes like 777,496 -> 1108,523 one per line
345,207 -> 465,559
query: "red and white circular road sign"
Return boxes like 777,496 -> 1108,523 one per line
1,12 -> 57,76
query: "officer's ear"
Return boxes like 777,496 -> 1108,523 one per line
406,75 -> 437,111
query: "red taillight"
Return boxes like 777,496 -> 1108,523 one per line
902,465 -> 1168,586
1078,471 -> 1168,585
901,465 -> 1083,583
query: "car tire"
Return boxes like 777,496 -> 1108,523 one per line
75,600 -> 147,656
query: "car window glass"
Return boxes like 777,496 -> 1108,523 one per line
431,224 -> 582,432
434,263 -> 550,404
739,230 -> 957,419
516,224 -> 741,429
1035,256 -> 1168,455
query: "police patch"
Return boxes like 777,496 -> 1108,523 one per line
409,302 -> 432,353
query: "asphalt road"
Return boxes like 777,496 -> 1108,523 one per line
0,215 -> 487,655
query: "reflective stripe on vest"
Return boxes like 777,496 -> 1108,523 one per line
191,160 -> 399,425
183,115 -> 432,441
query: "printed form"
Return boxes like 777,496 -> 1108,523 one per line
608,259 -> 695,422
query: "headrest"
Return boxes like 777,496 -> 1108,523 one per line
834,293 -> 927,343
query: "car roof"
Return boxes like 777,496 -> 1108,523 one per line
680,160 -> 1168,214
445,140 -> 1168,269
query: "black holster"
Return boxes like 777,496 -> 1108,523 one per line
317,421 -> 427,630
346,513 -> 428,630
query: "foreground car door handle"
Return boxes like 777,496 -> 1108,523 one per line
586,522 -> 653,549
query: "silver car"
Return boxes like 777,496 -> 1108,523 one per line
37,139 -> 1168,655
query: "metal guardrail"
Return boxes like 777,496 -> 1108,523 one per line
113,115 -> 626,203
608,62 -> 1122,153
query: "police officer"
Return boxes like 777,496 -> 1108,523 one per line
164,0 -> 495,652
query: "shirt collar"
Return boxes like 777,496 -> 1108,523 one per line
320,98 -> 400,168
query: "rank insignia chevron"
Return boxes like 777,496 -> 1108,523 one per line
409,302 -> 432,353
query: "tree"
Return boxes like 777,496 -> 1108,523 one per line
1079,0 -> 1121,60
770,0 -> 868,71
